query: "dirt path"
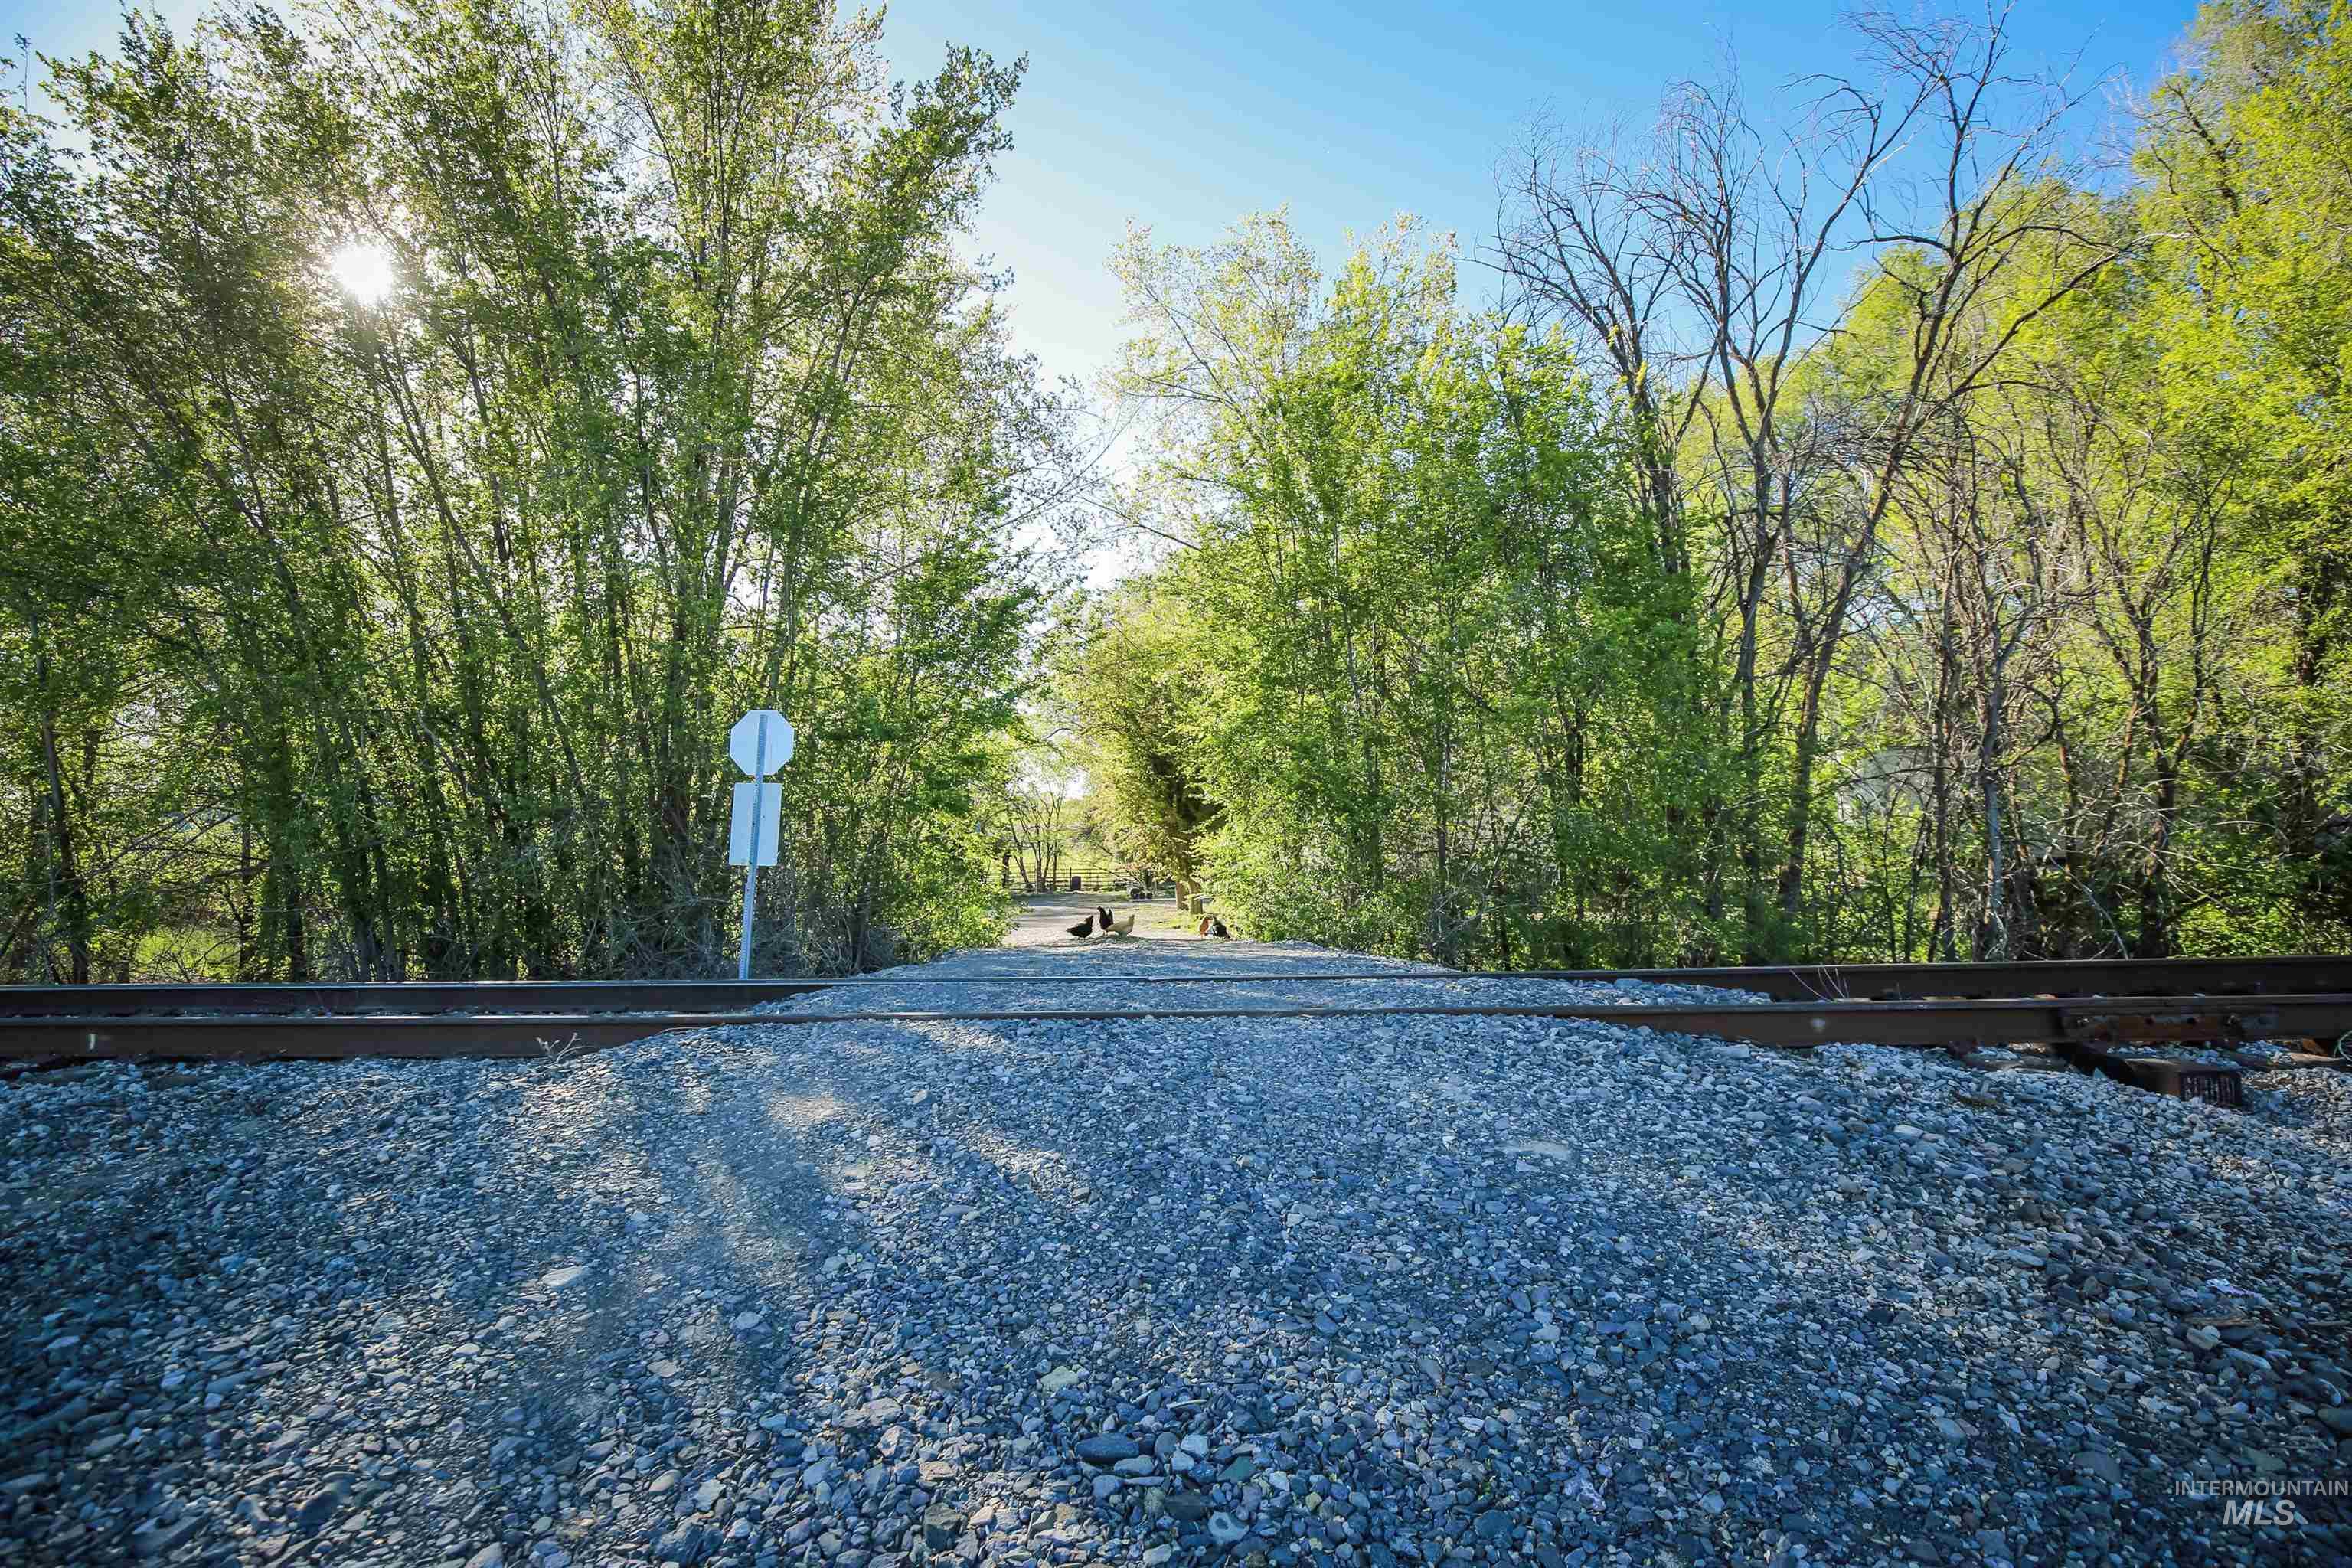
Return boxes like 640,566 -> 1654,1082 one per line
1000,892 -> 1211,946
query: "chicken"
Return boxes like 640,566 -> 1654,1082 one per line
1197,913 -> 1213,936
1208,916 -> 1230,939
1096,905 -> 1116,929
1110,913 -> 1135,937
1065,913 -> 1096,939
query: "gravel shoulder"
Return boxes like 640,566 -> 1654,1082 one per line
4,945 -> 2349,1568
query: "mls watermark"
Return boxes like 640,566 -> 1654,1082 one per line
2174,1475 -> 2347,1529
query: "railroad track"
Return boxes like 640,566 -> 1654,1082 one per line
4,952 -> 2347,1018
3,960 -> 2350,1083
0,995 -> 2349,1060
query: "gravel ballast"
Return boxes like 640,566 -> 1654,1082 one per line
4,942 -> 2349,1568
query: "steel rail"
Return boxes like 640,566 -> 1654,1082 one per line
6,993 -> 2351,1063
2,955 -> 2347,1018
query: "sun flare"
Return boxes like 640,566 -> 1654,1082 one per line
329,241 -> 397,305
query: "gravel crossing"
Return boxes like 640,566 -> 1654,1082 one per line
4,942 -> 2349,1568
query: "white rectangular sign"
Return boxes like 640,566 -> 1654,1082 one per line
727,782 -> 781,867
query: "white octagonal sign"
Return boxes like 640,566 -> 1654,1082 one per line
730,710 -> 794,776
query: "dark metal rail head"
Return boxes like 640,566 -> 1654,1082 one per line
3,955 -> 2347,1018
7,992 -> 2352,1064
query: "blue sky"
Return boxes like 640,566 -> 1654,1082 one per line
874,0 -> 2194,390
7,0 -> 2197,391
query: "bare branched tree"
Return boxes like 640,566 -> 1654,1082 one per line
1495,4 -> 2125,952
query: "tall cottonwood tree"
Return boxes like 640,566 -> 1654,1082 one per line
2134,0 -> 2352,939
0,0 -> 1079,979
1079,216 -> 1696,965
1494,8 -> 2124,958
1066,2 -> 2351,968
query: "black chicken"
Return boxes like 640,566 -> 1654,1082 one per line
1065,913 -> 1096,939
1096,905 -> 1116,929
1208,916 -> 1230,938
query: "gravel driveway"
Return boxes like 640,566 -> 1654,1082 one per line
4,946 -> 2349,1568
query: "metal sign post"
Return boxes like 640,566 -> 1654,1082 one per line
727,710 -> 794,980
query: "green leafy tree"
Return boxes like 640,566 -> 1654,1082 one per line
1089,215 -> 1698,965
0,0 -> 1065,978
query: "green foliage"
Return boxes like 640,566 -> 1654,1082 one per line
0,0 -> 1050,978
1067,5 -> 2352,967
1082,216 -> 1705,966
10,0 -> 2350,977
1792,0 -> 2352,960
1044,584 -> 1217,880
2137,0 -> 2352,934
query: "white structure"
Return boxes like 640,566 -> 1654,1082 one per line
727,710 -> 795,979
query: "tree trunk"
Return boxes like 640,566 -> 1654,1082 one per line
1975,648 -> 2009,960
34,622 -> 90,985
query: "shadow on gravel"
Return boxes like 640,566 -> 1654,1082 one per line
20,1004 -> 2331,1568
530,1011 -> 2331,1567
